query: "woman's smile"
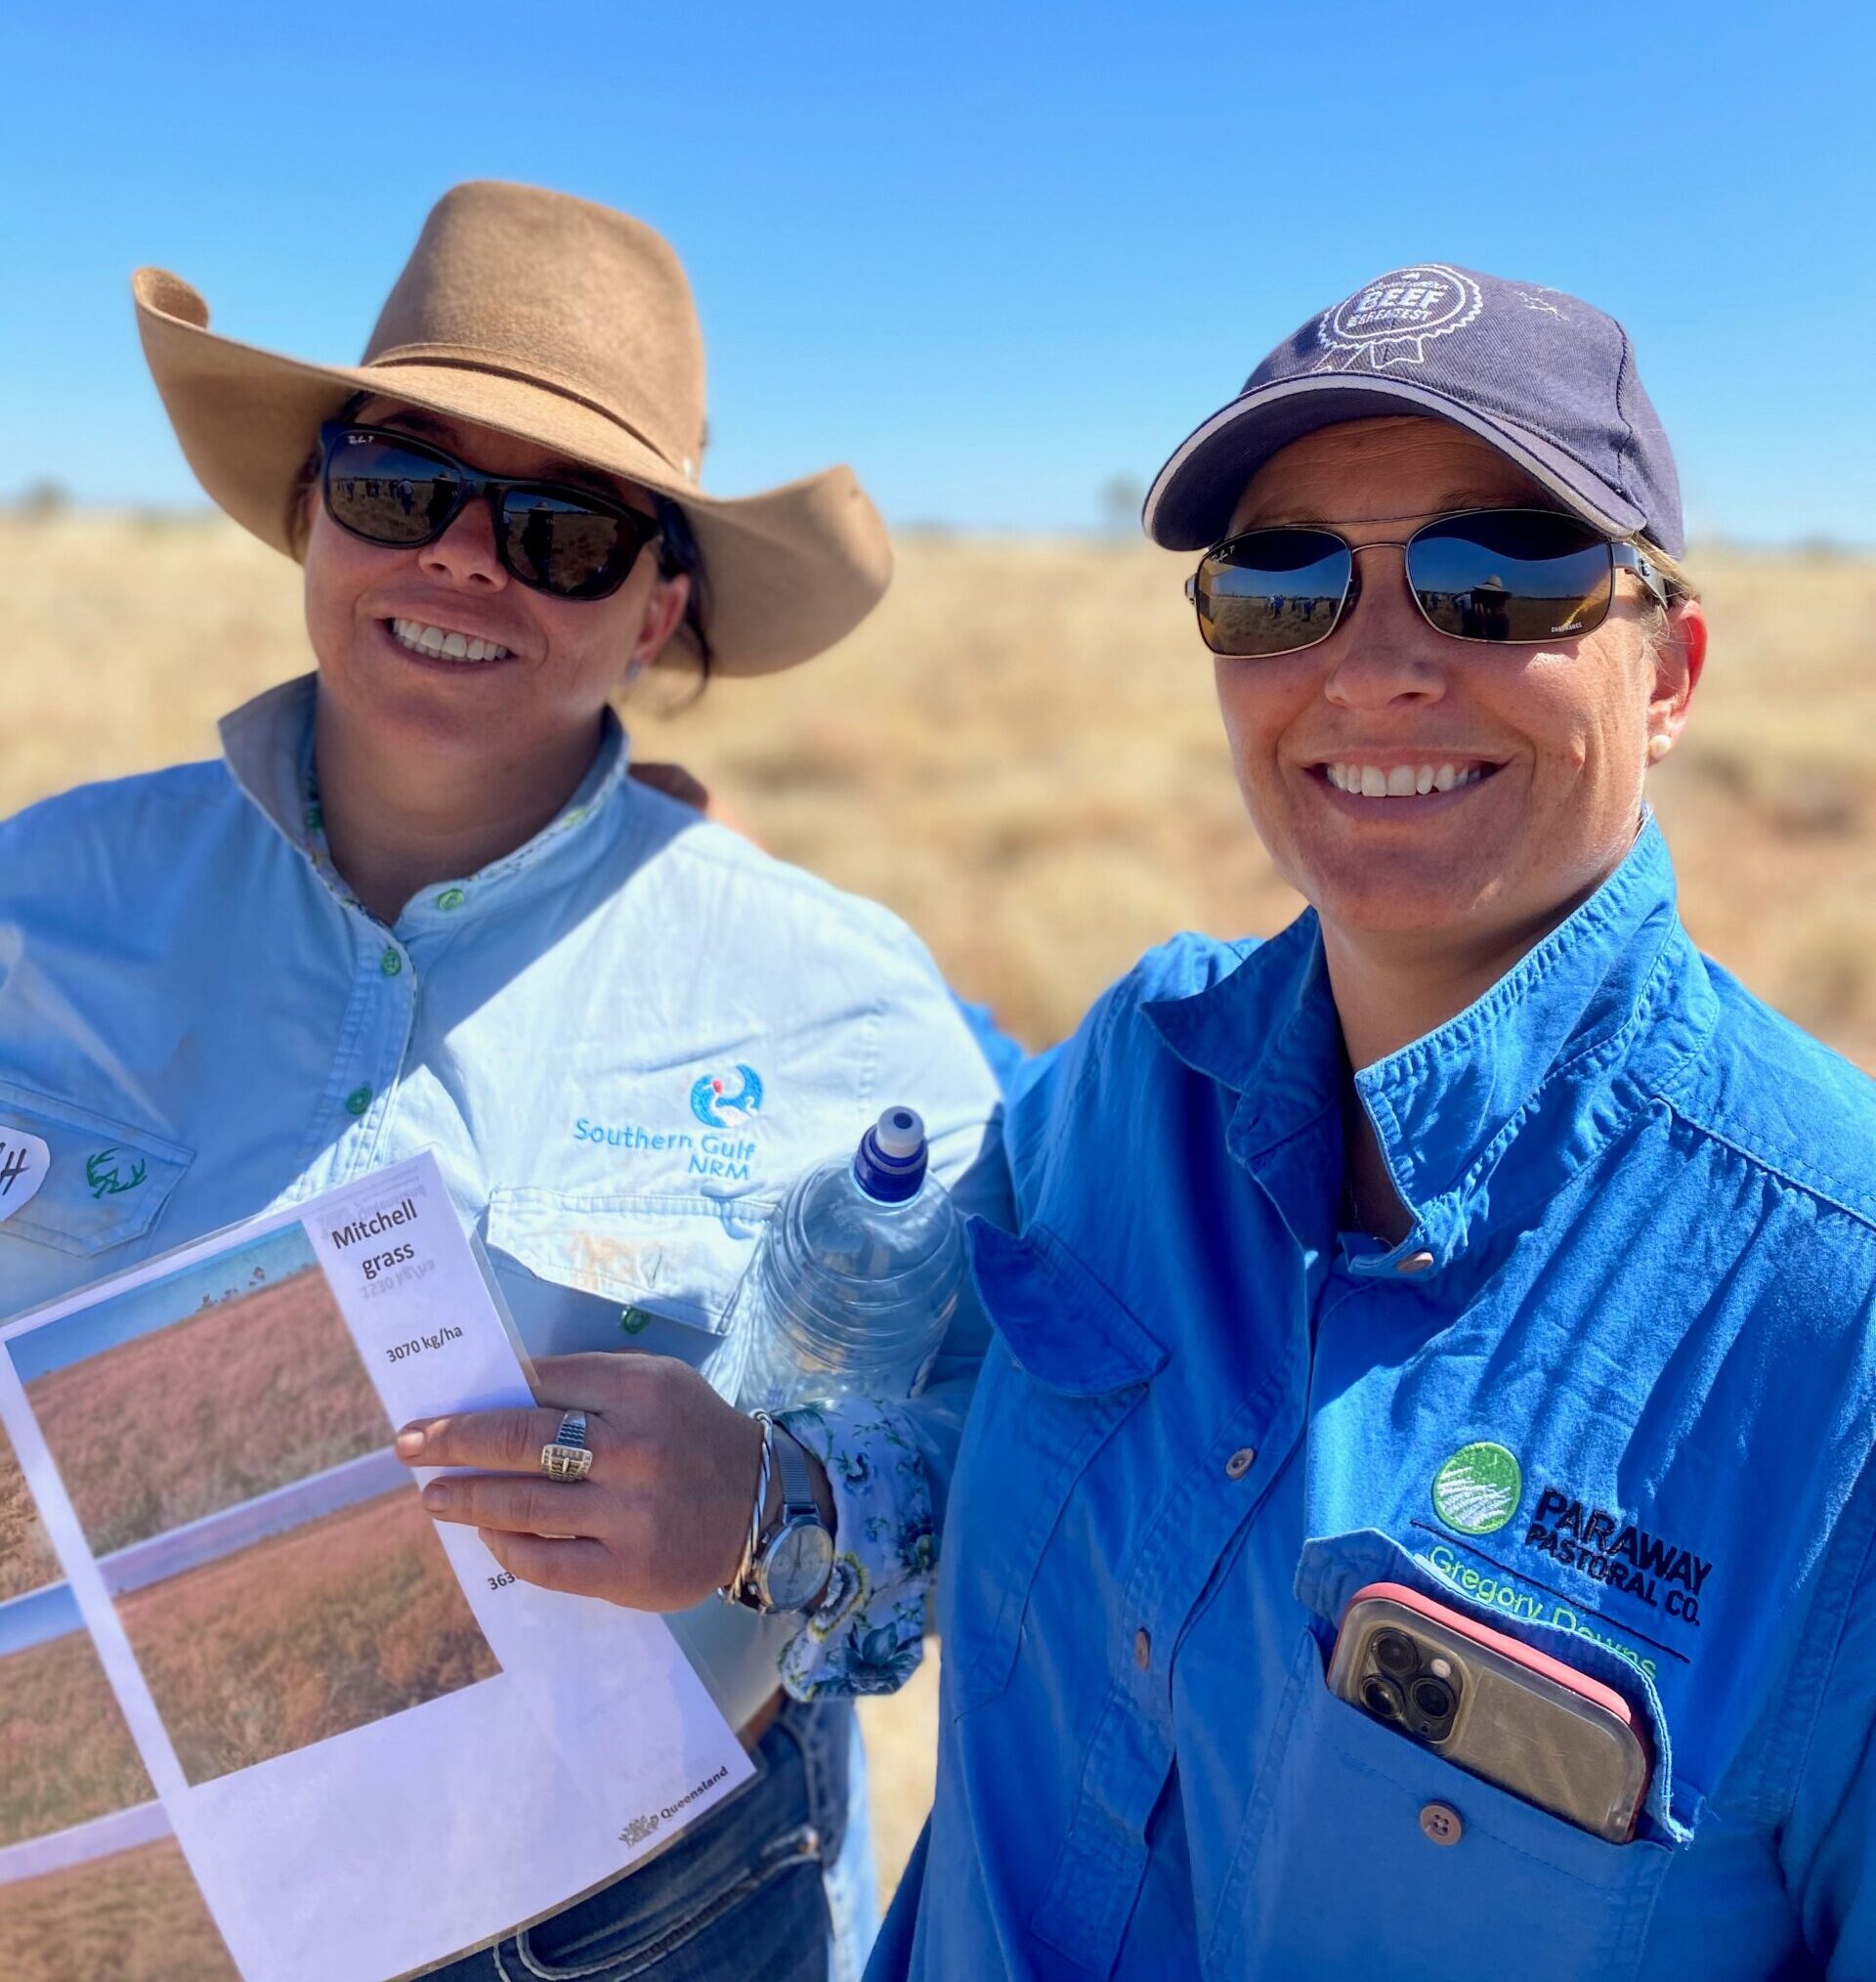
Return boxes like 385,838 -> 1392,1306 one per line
1309,755 -> 1504,803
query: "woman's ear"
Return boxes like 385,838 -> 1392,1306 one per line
630,570 -> 693,672
1645,597 -> 1708,759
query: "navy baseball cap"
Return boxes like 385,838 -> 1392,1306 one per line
1143,263 -> 1684,560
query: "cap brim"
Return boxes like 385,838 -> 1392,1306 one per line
1142,371 -> 1649,551
133,268 -> 891,676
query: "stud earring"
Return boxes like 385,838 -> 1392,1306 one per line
1646,735 -> 1671,763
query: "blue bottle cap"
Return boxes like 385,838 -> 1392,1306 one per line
853,1105 -> 927,1203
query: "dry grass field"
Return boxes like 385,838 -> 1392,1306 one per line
0,1627 -> 155,1847
2,516 -> 1872,1064
116,1486 -> 498,1786
25,1265 -> 389,1557
3,512 -> 1872,1897
0,1420 -> 61,1602
0,1835 -> 238,1982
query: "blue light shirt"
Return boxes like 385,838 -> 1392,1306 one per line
0,675 -> 1009,1722
878,814 -> 1876,1981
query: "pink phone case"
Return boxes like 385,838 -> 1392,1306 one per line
1329,1579 -> 1652,1841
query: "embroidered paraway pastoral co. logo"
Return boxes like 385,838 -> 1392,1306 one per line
85,1146 -> 148,1201
1430,1441 -> 1523,1535
690,1065 -> 764,1130
1312,264 -> 1484,374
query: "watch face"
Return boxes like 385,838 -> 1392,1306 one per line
761,1517 -> 835,1613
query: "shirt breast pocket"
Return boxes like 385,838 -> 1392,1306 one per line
1212,1532 -> 1687,1982
483,1186 -> 770,1364
0,1080 -> 192,1263
943,1218 -> 1166,1718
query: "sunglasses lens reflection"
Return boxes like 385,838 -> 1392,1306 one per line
499,491 -> 634,599
1197,531 -> 1351,657
1409,512 -> 1612,641
324,435 -> 460,544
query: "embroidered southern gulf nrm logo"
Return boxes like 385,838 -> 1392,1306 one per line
1431,1441 -> 1523,1535
690,1064 -> 764,1130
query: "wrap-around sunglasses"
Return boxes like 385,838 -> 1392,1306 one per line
319,422 -> 663,601
1187,507 -> 1670,659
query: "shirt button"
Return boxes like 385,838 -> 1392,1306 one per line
1395,1250 -> 1436,1275
344,1086 -> 373,1117
1225,1446 -> 1258,1480
1133,1628 -> 1151,1670
380,948 -> 404,976
1420,1802 -> 1463,1846
436,887 -> 466,912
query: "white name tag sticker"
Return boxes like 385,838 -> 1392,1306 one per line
0,1127 -> 51,1224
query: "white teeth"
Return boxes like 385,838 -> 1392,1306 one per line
1326,761 -> 1493,799
389,618 -> 511,664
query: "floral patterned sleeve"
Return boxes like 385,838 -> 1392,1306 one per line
774,1398 -> 934,1700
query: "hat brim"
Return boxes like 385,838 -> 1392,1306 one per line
133,268 -> 891,676
1142,371 -> 1650,553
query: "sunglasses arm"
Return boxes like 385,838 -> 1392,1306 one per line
1614,541 -> 1672,609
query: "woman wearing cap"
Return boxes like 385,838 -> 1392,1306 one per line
0,183 -> 1008,1981
874,265 -> 1876,1979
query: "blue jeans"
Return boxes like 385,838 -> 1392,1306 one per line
423,1698 -> 874,1982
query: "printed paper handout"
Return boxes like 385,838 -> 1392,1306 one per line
0,1152 -> 753,1982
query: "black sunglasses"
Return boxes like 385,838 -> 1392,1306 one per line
319,422 -> 663,601
1187,507 -> 1671,659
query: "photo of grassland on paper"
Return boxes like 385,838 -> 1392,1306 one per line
0,1586 -> 155,1847
0,1419 -> 62,1602
6,1222 -> 500,1786
116,1485 -> 498,1785
0,1833 -> 238,1982
13,1224 -> 387,1555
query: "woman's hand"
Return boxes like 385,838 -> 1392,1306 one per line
394,1352 -> 774,1612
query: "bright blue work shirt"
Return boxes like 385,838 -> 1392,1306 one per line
879,814 -> 1876,1981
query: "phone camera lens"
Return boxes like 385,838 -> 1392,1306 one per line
1361,1674 -> 1405,1719
1410,1675 -> 1457,1723
1372,1630 -> 1420,1680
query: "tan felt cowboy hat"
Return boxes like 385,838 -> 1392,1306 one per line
132,180 -> 891,674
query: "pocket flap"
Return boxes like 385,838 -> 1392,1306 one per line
1295,1528 -> 1694,1841
0,1080 -> 192,1262
485,1187 -> 771,1336
965,1218 -> 1166,1396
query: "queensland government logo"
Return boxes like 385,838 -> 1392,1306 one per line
1313,264 -> 1483,373
85,1147 -> 148,1201
690,1064 -> 764,1129
1430,1441 -> 1523,1536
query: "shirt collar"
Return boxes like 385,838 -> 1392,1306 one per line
1146,813 -> 1719,1273
218,673 -> 633,926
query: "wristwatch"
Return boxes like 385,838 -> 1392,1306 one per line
742,1420 -> 835,1615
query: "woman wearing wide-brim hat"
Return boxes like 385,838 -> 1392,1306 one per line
0,181 -> 1008,1980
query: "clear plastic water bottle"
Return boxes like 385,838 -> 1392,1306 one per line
731,1105 -> 964,1412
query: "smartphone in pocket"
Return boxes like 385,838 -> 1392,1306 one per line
1327,1580 -> 1651,1842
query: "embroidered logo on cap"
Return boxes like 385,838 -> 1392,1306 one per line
1431,1440 -> 1523,1535
1312,264 -> 1483,374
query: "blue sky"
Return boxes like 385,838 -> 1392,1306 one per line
0,1583 -> 82,1659
6,1225 -> 317,1385
4,1 -> 1870,541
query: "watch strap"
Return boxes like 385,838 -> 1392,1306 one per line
767,1418 -> 819,1528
